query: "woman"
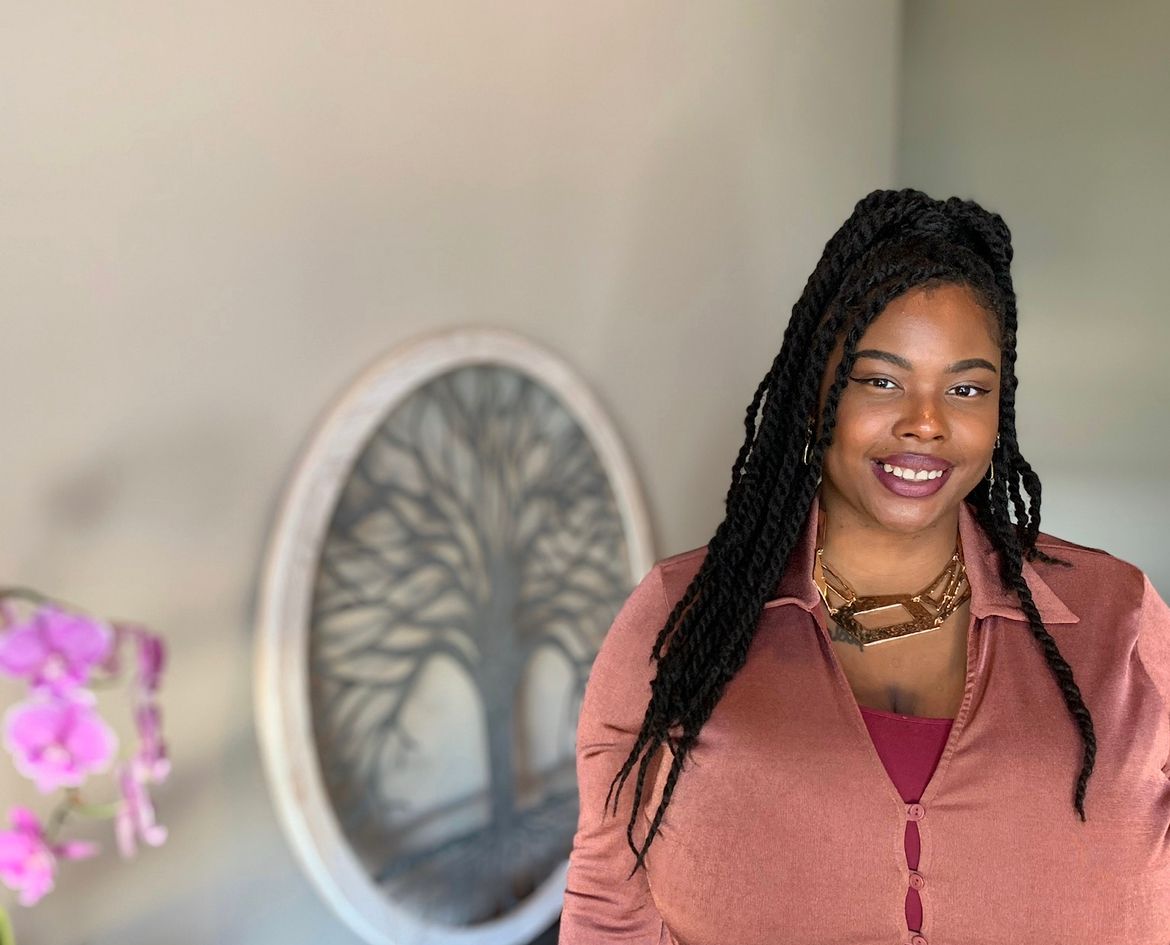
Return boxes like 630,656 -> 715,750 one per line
559,189 -> 1170,945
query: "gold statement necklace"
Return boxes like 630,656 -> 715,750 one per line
812,513 -> 972,648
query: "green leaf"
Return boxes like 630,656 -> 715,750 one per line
0,905 -> 14,945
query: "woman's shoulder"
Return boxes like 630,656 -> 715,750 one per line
653,544 -> 709,609
589,545 -> 710,676
1033,528 -> 1128,565
1029,528 -> 1146,603
1030,527 -> 1167,640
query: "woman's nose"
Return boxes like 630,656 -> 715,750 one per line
894,392 -> 948,440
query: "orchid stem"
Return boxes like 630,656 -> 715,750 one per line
0,587 -> 90,618
70,801 -> 121,819
44,796 -> 73,843
43,789 -> 119,844
0,904 -> 15,945
0,587 -> 52,604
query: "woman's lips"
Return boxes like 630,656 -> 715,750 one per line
871,460 -> 952,498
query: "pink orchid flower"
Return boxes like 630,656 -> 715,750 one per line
131,701 -> 170,784
133,630 -> 165,695
0,807 -> 97,906
114,765 -> 167,858
0,607 -> 113,697
3,697 -> 118,793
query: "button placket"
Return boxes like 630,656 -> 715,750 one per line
902,614 -> 985,945
905,803 -> 927,937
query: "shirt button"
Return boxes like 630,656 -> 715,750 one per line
908,870 -> 926,890
906,803 -> 925,821
911,936 -> 928,945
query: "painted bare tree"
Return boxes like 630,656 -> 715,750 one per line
308,364 -> 631,925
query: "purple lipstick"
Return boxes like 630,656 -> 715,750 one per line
871,452 -> 953,498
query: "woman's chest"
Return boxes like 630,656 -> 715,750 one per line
827,603 -> 970,718
640,611 -> 1170,944
644,725 -> 1170,945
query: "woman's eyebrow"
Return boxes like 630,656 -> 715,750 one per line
947,357 -> 999,374
854,349 -> 998,374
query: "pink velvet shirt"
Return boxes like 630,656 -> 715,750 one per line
560,494 -> 1170,945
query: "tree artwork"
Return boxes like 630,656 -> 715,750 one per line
308,363 -> 631,925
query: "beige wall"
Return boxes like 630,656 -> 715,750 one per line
899,0 -> 1170,591
0,3 -> 900,942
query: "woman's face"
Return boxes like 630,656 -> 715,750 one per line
816,282 -> 1002,537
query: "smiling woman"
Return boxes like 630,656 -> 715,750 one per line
819,282 -> 1002,538
811,283 -> 1004,725
559,189 -> 1170,945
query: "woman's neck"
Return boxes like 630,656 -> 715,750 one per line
815,493 -> 961,596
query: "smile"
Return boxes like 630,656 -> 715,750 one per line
870,460 -> 952,497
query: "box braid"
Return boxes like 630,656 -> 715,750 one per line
606,188 -> 1096,877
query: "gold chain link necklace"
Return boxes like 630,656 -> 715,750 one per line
812,514 -> 972,648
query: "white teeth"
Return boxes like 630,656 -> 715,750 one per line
882,464 -> 947,481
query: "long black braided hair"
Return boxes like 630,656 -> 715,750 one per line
607,188 -> 1096,875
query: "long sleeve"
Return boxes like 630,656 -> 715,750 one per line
559,564 -> 675,945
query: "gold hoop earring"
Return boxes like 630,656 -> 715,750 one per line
988,433 -> 1000,487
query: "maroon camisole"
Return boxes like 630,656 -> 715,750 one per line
859,706 -> 954,934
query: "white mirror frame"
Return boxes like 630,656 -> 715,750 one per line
253,327 -> 654,945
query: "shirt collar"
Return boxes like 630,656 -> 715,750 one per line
764,491 -> 1079,626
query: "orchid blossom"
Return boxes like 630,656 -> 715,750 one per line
0,592 -> 168,933
0,607 -> 112,698
0,808 -> 96,907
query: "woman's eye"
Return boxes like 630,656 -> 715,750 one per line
950,384 -> 990,398
850,376 -> 897,390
